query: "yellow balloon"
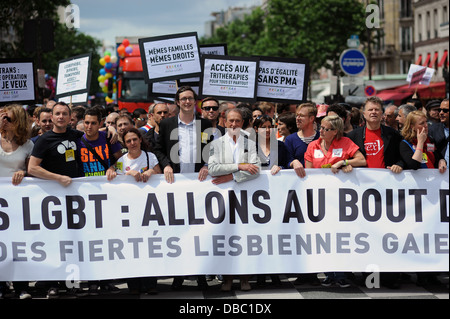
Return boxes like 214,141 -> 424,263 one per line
102,86 -> 108,93
99,58 -> 106,66
105,73 -> 112,79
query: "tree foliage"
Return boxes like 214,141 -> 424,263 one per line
201,0 -> 367,76
0,0 -> 102,95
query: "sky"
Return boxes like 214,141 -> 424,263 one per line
70,0 -> 262,49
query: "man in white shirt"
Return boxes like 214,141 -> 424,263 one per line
208,108 -> 261,184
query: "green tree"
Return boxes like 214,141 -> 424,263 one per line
0,0 -> 102,98
264,0 -> 367,74
201,0 -> 367,76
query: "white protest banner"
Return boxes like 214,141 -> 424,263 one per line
200,55 -> 259,103
256,56 -> 310,103
55,53 -> 91,99
139,32 -> 201,83
406,64 -> 435,86
0,169 -> 448,281
0,59 -> 35,103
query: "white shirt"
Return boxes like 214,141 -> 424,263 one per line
116,151 -> 159,174
177,116 -> 197,173
0,137 -> 33,177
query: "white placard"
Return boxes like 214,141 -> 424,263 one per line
200,55 -> 259,102
406,64 -> 435,86
56,54 -> 91,97
139,33 -> 201,83
257,58 -> 309,103
0,60 -> 35,103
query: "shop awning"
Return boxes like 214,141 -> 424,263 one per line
422,53 -> 431,67
376,91 -> 412,102
438,50 -> 448,67
429,52 -> 439,68
415,54 -> 422,65
376,82 -> 446,101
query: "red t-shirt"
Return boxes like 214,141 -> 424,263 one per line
305,137 -> 359,168
364,127 -> 385,168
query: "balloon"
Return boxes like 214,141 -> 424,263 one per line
104,50 -> 111,56
104,55 -> 111,63
99,68 -> 106,76
99,82 -> 105,88
117,45 -> 125,57
110,56 -> 118,63
99,58 -> 106,66
105,73 -> 113,79
97,75 -> 105,83
105,62 -> 112,69
104,79 -> 109,87
102,86 -> 108,93
122,39 -> 130,47
125,46 -> 133,54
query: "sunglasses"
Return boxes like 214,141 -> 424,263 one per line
439,108 -> 449,113
4,116 -> 12,122
202,106 -> 219,111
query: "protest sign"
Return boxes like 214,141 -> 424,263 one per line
55,53 -> 91,101
406,64 -> 435,86
179,44 -> 228,84
0,59 -> 35,104
0,169 -> 448,281
58,92 -> 89,105
148,80 -> 178,98
200,55 -> 259,102
139,32 -> 202,83
256,56 -> 310,103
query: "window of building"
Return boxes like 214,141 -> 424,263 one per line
401,26 -> 412,52
401,0 -> 412,18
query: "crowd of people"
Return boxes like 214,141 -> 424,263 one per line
0,87 -> 448,298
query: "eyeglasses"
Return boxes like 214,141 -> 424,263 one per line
202,106 -> 219,111
179,97 -> 195,103
320,126 -> 335,132
439,108 -> 449,113
156,111 -> 169,115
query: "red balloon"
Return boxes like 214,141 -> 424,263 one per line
122,39 -> 130,47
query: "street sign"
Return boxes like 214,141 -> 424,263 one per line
364,85 -> 376,96
340,49 -> 367,76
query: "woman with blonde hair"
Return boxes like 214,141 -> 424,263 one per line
304,115 -> 366,288
400,110 -> 447,173
0,104 -> 34,299
0,104 -> 33,185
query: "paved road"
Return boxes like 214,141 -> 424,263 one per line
3,272 -> 448,300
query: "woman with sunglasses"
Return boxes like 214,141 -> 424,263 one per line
304,115 -> 366,174
0,104 -> 34,299
304,115 -> 366,288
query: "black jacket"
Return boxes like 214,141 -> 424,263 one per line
346,125 -> 405,168
428,122 -> 449,161
153,116 -> 213,173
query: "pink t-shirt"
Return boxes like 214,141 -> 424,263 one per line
305,137 -> 360,168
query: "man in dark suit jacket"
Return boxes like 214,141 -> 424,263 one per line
153,86 -> 213,184
428,99 -> 449,164
152,86 -> 213,291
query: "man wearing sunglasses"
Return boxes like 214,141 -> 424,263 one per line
428,98 -> 449,165
201,97 -> 225,140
